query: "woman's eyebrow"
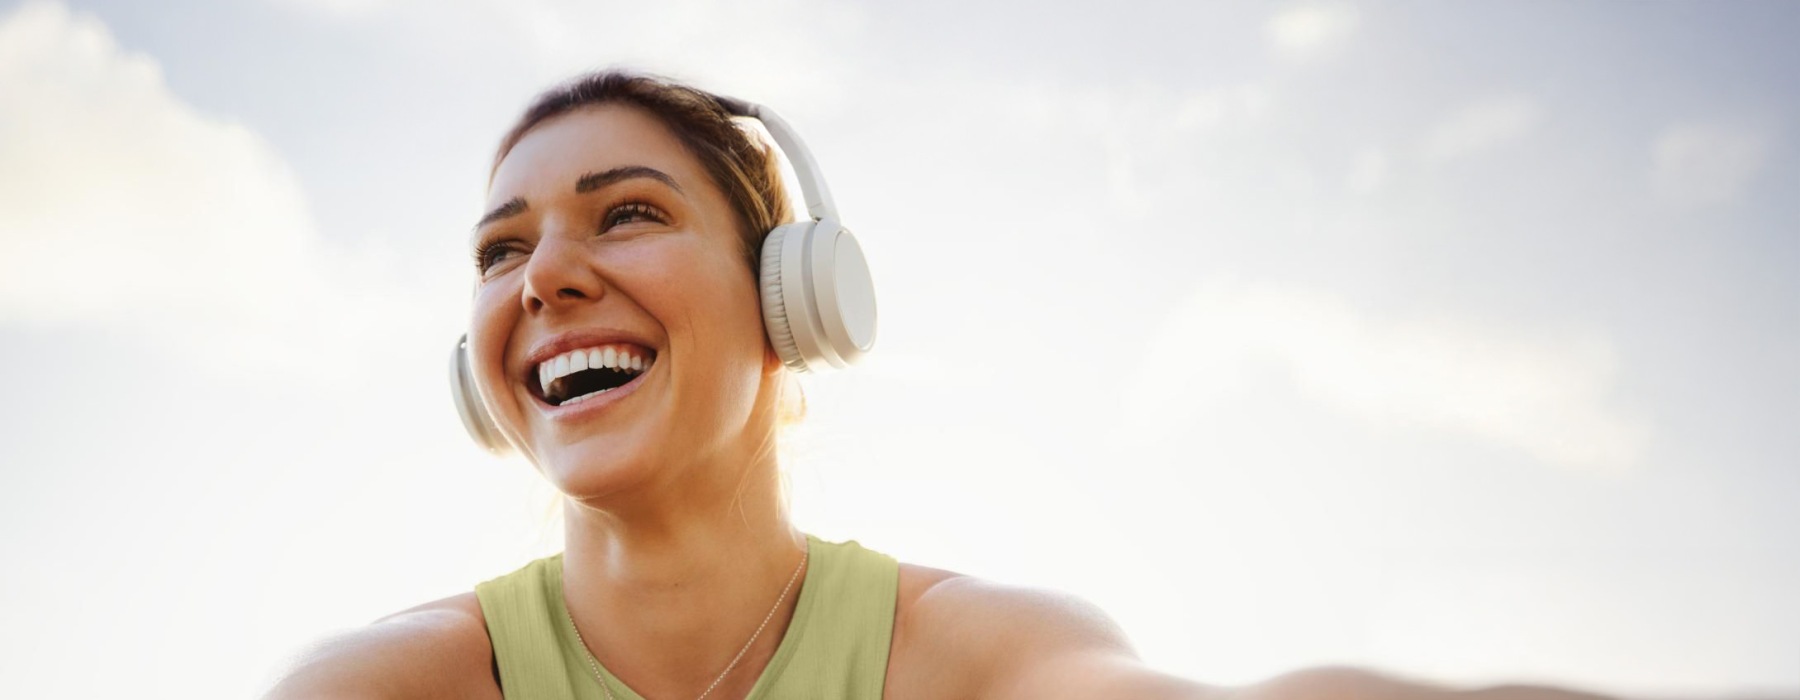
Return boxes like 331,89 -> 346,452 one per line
575,165 -> 683,194
474,197 -> 527,231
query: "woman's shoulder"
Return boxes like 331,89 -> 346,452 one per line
886,562 -> 1140,699
261,592 -> 502,700
894,562 -> 1132,638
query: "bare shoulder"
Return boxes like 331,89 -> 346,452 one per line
892,562 -> 1134,652
886,562 -> 1217,700
262,592 -> 501,700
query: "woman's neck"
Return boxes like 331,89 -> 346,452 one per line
558,447 -> 806,699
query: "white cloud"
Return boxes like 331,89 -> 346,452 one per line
1173,84 -> 1274,131
0,1 -> 456,381
267,0 -> 866,115
267,0 -> 399,20
1651,122 -> 1770,208
1347,146 -> 1388,195
518,0 -> 868,113
1121,280 -> 1648,474
1420,94 -> 1543,163
0,1 -> 313,322
1267,3 -> 1358,58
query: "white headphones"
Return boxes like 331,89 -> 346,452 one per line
449,97 -> 877,455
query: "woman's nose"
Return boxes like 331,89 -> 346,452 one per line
519,235 -> 604,314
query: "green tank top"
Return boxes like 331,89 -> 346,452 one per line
474,534 -> 899,699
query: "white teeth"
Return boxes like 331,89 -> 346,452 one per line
561,387 -> 615,405
535,344 -> 656,401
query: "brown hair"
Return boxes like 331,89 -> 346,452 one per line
491,69 -> 793,269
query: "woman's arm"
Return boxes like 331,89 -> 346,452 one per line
1231,667 -> 1618,700
262,594 -> 501,700
1011,659 -> 1621,700
909,577 -> 1619,700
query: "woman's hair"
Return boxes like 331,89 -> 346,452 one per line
493,69 -> 806,428
491,69 -> 793,271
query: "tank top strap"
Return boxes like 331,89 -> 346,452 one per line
749,534 -> 899,699
475,553 -> 604,700
475,534 -> 899,700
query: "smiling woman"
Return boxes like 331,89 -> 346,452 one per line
261,71 -> 1628,700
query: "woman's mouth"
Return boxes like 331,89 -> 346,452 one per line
529,343 -> 658,407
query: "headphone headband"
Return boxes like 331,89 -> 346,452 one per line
719,98 -> 839,223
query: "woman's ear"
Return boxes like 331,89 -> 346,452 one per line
757,341 -> 806,429
762,335 -> 786,377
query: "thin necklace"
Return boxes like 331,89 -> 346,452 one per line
563,546 -> 810,700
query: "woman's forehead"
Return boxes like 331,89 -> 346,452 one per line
487,104 -> 702,200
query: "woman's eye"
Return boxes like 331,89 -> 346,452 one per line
602,202 -> 667,231
474,241 -> 522,273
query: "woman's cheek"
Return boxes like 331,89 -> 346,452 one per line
469,280 -> 523,416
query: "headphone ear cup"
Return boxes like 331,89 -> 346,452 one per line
810,222 -> 877,365
759,218 -> 877,373
449,334 -> 511,454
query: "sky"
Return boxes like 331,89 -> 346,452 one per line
0,0 -> 1796,698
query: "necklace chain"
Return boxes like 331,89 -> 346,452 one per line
564,546 -> 809,700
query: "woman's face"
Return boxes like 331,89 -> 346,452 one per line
469,104 -> 778,497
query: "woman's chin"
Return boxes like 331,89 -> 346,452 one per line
536,441 -> 659,501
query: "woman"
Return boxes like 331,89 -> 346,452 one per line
265,71 -> 1616,700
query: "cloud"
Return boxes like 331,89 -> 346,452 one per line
1172,84 -> 1274,132
266,0 -> 398,20
1420,94 -> 1543,163
268,0 -> 867,114
1267,3 -> 1358,58
1121,280 -> 1648,475
0,1 -> 454,381
1346,146 -> 1388,195
0,1 -> 315,323
1651,122 -> 1770,208
523,0 -> 870,112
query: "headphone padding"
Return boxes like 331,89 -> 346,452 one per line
760,224 -> 810,372
450,334 -> 511,454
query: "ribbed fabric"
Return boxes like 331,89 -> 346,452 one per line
474,534 -> 899,700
